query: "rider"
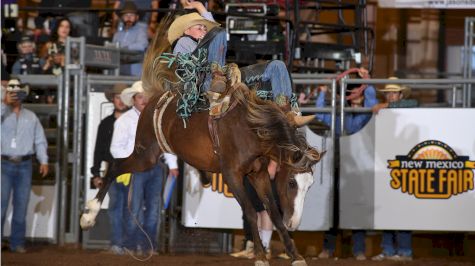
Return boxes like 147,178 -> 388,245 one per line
168,0 -> 315,126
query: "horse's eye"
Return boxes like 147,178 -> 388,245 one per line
289,178 -> 297,189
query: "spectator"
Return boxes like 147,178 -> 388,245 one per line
110,81 -> 179,254
1,79 -> 49,253
34,0 -> 92,43
371,77 -> 418,114
90,83 -> 129,255
12,35 -> 45,75
41,17 -> 73,75
169,0 -> 315,126
316,68 -> 378,261
112,1 -> 149,76
371,77 -> 417,262
112,0 -> 159,38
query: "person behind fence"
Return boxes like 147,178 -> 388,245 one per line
110,81 -> 179,255
371,77 -> 418,114
371,77 -> 417,262
41,17 -> 73,76
112,0 -> 159,38
112,1 -> 149,76
168,0 -> 315,127
315,67 -> 378,261
90,84 -> 129,255
11,35 -> 45,75
1,79 -> 49,253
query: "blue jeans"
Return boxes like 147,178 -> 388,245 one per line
124,164 -> 164,251
261,60 -> 293,100
108,179 -> 129,247
203,29 -> 227,91
381,230 -> 412,256
352,230 -> 366,255
322,229 -> 337,254
323,229 -> 366,256
204,30 -> 292,101
1,159 -> 33,250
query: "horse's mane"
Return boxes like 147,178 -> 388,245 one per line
142,14 -> 178,98
232,87 -> 322,171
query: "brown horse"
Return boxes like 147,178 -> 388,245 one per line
80,17 -> 323,266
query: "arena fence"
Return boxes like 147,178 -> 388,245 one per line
7,36 -> 475,252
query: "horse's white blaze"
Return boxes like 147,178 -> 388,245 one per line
80,199 -> 101,229
288,172 -> 314,230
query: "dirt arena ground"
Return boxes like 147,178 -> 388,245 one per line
2,245 -> 474,266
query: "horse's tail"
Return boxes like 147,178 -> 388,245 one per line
142,14 -> 177,98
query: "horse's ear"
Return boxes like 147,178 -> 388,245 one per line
309,149 -> 325,165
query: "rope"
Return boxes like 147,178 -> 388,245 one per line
332,68 -> 370,101
158,49 -> 210,125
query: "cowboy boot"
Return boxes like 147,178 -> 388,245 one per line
275,95 -> 315,127
207,68 -> 230,115
209,63 -> 226,94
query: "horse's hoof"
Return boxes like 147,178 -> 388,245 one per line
80,213 -> 96,230
254,260 -> 270,266
291,259 -> 307,266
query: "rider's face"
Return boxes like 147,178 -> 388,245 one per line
184,24 -> 207,40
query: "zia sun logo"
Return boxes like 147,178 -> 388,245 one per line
387,140 -> 475,199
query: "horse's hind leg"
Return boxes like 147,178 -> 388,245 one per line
80,142 -> 161,230
222,170 -> 269,265
248,173 -> 306,265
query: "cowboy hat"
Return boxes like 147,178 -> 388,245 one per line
167,12 -> 220,44
117,1 -> 139,15
105,83 -> 128,102
120,81 -> 144,107
379,77 -> 411,99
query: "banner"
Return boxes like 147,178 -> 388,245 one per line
340,108 -> 475,231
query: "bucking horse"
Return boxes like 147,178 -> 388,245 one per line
80,16 -> 323,266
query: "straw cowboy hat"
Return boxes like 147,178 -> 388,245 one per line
167,12 -> 220,44
105,83 -> 128,102
120,81 -> 144,107
117,1 -> 139,15
379,77 -> 411,99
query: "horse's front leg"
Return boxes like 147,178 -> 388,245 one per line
222,169 -> 269,266
248,172 -> 306,266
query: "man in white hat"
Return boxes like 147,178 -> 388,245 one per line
90,83 -> 129,255
372,77 -> 418,114
110,81 -> 178,254
168,0 -> 315,127
1,79 -> 49,253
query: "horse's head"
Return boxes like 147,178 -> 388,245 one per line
274,147 -> 323,231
